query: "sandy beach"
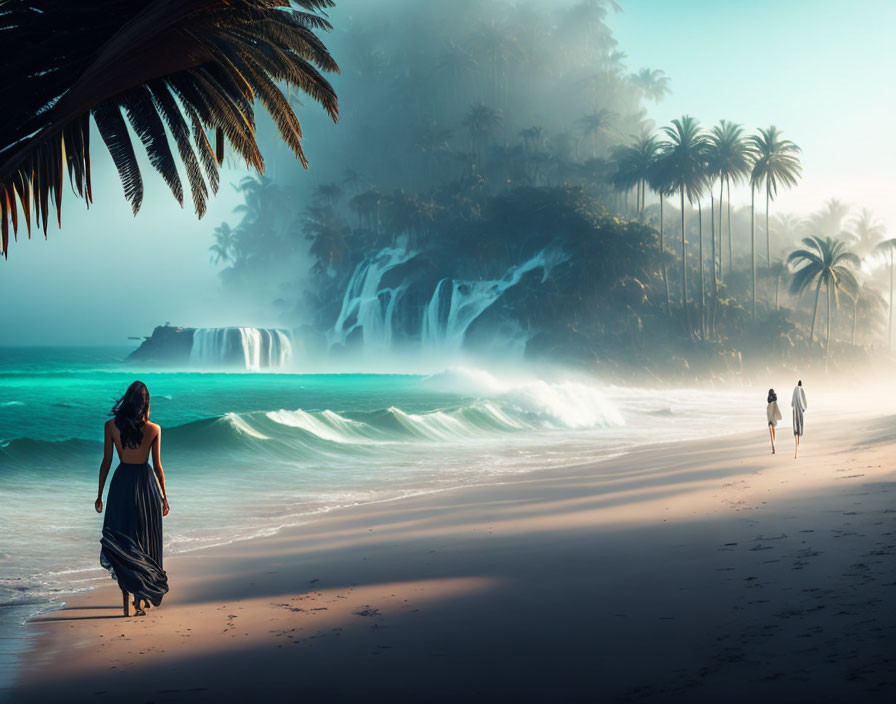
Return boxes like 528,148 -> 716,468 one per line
10,413 -> 896,703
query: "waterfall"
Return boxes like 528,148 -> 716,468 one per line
421,248 -> 569,351
327,245 -> 567,354
327,246 -> 417,350
189,328 -> 293,370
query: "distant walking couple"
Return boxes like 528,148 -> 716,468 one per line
766,381 -> 807,458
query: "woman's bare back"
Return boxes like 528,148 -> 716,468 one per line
107,419 -> 159,464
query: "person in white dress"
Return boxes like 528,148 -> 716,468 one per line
766,389 -> 782,454
791,380 -> 807,458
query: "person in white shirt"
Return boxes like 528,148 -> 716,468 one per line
791,380 -> 807,458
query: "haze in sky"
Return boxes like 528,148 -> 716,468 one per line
0,0 -> 892,345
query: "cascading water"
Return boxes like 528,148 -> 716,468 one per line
189,328 -> 293,370
421,248 -> 569,351
328,246 -> 568,354
327,246 -> 417,350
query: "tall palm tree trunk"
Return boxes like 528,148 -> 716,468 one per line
810,280 -> 822,342
710,193 -> 717,337
765,187 -> 771,270
680,186 -> 687,311
717,179 -> 724,284
727,179 -> 733,275
698,200 -> 705,341
660,196 -> 671,316
890,252 -> 894,352
750,185 -> 756,320
852,295 -> 858,347
775,268 -> 781,310
825,282 -> 832,368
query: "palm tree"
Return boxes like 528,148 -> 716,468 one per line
630,68 -> 670,103
437,42 -> 478,108
787,236 -> 859,357
0,0 -> 340,257
577,109 -> 617,159
303,204 -> 351,275
313,183 -> 344,207
697,199 -> 706,339
611,147 -> 640,218
706,121 -> 753,280
851,281 -> 886,348
874,238 -> 896,351
233,175 -> 283,227
749,126 -> 802,272
848,208 -> 886,256
462,103 -> 503,162
647,155 -> 674,316
807,198 -> 851,238
701,145 -> 722,330
349,189 -> 383,231
771,213 -> 804,251
464,19 -> 522,104
657,116 -> 708,317
612,134 -> 658,219
209,223 -> 237,265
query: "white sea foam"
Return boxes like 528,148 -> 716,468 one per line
265,409 -> 372,444
224,412 -> 271,440
423,367 -> 625,429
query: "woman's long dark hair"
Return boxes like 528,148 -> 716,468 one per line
767,389 -> 777,404
111,381 -> 150,448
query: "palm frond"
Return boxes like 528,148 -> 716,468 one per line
789,263 -> 819,296
0,0 -> 339,258
786,248 -> 821,266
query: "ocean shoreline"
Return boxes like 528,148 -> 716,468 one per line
0,433 -> 669,694
10,412 -> 896,702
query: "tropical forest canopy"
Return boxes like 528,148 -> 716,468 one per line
2,0 -> 891,376
198,0 -> 891,378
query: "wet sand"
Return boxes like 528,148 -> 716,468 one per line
11,413 -> 896,702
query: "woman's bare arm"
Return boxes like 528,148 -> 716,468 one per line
151,429 -> 170,515
95,421 -> 114,512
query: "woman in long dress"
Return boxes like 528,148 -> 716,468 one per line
766,389 -> 782,454
791,380 -> 807,459
95,381 -> 170,616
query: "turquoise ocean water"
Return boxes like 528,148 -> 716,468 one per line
0,346 -> 760,690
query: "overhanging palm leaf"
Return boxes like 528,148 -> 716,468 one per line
0,0 -> 340,258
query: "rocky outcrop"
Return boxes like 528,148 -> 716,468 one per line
126,325 -> 195,364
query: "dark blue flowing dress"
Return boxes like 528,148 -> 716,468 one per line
100,458 -> 169,606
